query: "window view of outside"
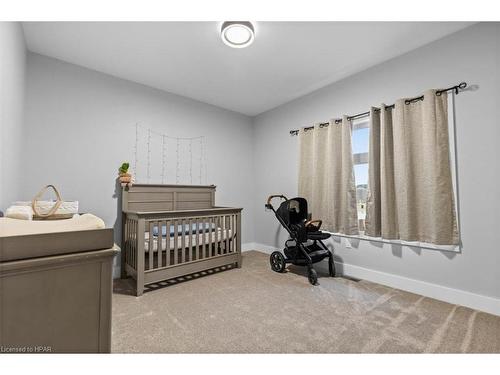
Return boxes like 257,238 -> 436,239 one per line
352,124 -> 369,233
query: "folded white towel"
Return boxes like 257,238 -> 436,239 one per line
6,205 -> 34,220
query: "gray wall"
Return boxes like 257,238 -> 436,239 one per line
252,23 -> 500,299
0,22 -> 26,209
22,53 -> 255,274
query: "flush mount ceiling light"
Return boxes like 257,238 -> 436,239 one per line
220,21 -> 255,48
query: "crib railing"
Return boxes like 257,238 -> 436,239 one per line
123,207 -> 242,284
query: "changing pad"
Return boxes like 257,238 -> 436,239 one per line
0,214 -> 113,263
0,213 -> 105,237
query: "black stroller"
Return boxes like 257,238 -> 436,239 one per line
265,195 -> 335,285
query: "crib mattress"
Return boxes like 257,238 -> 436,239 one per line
144,228 -> 234,252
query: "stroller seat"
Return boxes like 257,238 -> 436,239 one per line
265,195 -> 336,285
307,231 -> 331,241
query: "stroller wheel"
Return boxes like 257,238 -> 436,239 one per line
329,255 -> 336,277
270,251 -> 286,273
307,267 -> 318,285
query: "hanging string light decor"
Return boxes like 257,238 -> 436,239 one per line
133,124 -> 207,185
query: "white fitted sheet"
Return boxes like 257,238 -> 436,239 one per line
144,228 -> 234,252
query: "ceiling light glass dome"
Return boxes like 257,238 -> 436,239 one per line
220,21 -> 255,48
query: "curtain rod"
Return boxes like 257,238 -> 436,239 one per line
289,82 -> 467,136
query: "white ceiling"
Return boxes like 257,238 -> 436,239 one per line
22,22 -> 473,116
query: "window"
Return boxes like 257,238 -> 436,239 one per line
346,94 -> 459,250
352,119 -> 369,233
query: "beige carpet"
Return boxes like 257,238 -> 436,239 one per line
112,250 -> 500,353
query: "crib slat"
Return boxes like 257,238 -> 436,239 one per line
170,220 -> 173,265
210,217 -> 214,257
214,216 -> 219,255
220,215 -> 223,254
158,220 -> 163,268
226,215 -> 230,254
196,219 -> 200,260
210,216 -> 217,256
204,217 -> 209,258
201,217 -> 206,259
181,219 -> 185,264
205,217 -> 209,258
227,215 -> 231,254
198,218 -> 202,258
187,218 -> 192,262
173,219 -> 179,265
214,216 -> 219,256
231,214 -> 234,253
232,214 -> 236,256
165,220 -> 170,266
193,218 -> 200,260
225,215 -> 229,255
163,220 -> 168,268
149,221 -> 154,270
207,216 -> 214,257
191,218 -> 196,261
220,216 -> 224,254
221,216 -> 224,253
228,215 -> 232,253
232,214 -> 235,252
217,215 -> 221,254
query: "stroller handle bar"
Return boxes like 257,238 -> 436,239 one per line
265,194 -> 288,209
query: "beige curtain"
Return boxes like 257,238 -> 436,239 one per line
298,116 -> 358,235
365,90 -> 459,245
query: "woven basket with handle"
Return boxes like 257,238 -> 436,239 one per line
31,185 -> 73,220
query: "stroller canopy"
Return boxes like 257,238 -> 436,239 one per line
276,197 -> 308,227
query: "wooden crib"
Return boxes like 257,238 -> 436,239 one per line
121,184 -> 242,296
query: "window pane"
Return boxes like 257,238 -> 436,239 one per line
354,164 -> 368,187
354,163 -> 368,226
352,122 -> 370,232
352,127 -> 369,154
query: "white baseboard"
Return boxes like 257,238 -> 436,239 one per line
247,243 -> 500,317
338,262 -> 500,317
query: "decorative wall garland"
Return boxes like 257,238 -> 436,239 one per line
133,124 -> 207,185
